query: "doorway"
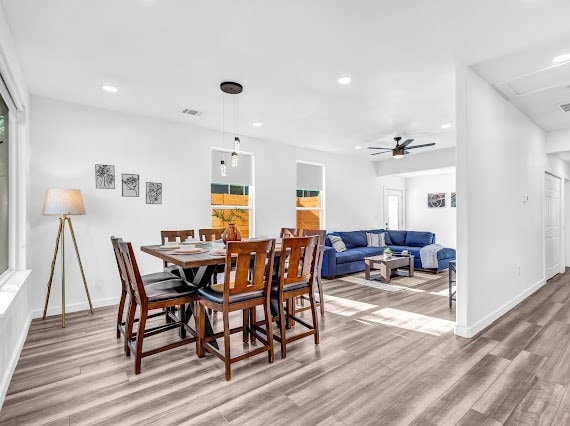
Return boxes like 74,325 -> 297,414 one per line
384,189 -> 404,230
545,172 -> 561,280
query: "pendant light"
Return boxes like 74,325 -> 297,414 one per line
220,160 -> 227,176
220,81 -> 243,173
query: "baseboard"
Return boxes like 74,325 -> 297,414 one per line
32,296 -> 120,319
0,313 -> 32,410
454,277 -> 546,338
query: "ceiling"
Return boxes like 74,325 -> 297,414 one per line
3,0 -> 570,156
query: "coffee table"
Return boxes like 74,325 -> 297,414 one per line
364,254 -> 414,283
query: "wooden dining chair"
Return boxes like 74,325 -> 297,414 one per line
199,228 -> 225,242
119,240 -> 198,374
271,235 -> 320,358
110,236 -> 177,342
160,229 -> 196,275
196,239 -> 276,381
300,229 -> 326,315
280,227 -> 300,238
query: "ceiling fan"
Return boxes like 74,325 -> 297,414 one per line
368,136 -> 435,159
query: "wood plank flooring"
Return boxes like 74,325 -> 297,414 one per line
1,270 -> 569,425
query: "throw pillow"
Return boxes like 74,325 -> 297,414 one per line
366,232 -> 385,247
382,232 -> 393,245
329,235 -> 347,253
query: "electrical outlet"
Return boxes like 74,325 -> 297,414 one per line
517,266 -> 521,276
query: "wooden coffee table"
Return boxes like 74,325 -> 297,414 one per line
364,255 -> 414,283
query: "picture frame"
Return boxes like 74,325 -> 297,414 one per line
95,164 -> 115,189
427,192 -> 446,208
122,173 -> 140,197
146,182 -> 162,204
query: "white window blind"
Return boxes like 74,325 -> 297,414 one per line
211,149 -> 253,186
297,162 -> 324,191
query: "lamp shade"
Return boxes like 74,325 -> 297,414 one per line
42,189 -> 86,215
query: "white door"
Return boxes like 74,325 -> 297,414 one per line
545,173 -> 561,280
384,189 -> 404,230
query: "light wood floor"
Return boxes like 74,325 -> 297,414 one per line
1,271 -> 569,425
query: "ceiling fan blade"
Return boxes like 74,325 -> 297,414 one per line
367,146 -> 393,150
406,143 -> 436,149
404,150 -> 411,154
400,139 -> 414,148
370,151 -> 391,155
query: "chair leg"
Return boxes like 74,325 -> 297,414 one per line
317,275 -> 325,316
242,308 -> 249,343
309,291 -> 320,345
125,298 -> 137,356
135,309 -> 147,375
196,302 -> 205,358
264,301 -> 275,364
250,308 -> 257,342
179,303 -> 186,338
223,310 -> 232,381
278,294 -> 287,359
117,290 -> 127,338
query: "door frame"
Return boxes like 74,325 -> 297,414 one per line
544,171 -> 564,280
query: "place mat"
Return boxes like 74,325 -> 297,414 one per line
337,271 -> 441,292
156,245 -> 180,250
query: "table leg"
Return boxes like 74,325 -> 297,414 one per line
409,257 -> 414,277
365,261 -> 371,280
380,263 -> 390,283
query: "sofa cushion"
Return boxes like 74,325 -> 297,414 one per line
335,249 -> 366,264
329,235 -> 347,253
386,230 -> 406,246
405,231 -> 434,247
366,232 -> 384,247
338,231 -> 367,249
366,229 -> 392,245
325,232 -> 339,247
356,247 -> 384,257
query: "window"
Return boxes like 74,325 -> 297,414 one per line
210,149 -> 254,238
0,93 -> 8,275
296,162 -> 324,230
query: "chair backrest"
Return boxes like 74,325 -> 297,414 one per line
223,239 -> 276,300
110,236 -> 130,294
277,235 -> 319,289
161,230 -> 195,244
118,240 -> 148,305
280,227 -> 300,238
199,228 -> 225,242
302,230 -> 326,277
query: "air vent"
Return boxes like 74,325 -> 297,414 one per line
557,102 -> 570,113
182,108 -> 201,116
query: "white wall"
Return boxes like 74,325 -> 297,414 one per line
29,95 -> 380,316
455,67 -> 546,338
375,147 -> 456,176
0,4 -> 31,409
546,129 -> 570,154
405,172 -> 456,248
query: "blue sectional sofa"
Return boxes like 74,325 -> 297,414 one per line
322,229 -> 456,279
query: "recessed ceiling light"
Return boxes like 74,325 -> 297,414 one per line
441,123 -> 452,129
354,146 -> 363,150
338,76 -> 352,85
252,122 -> 262,127
552,54 -> 570,63
102,85 -> 118,93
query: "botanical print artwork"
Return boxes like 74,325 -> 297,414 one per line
95,164 -> 115,189
451,192 -> 456,207
146,182 -> 162,204
122,173 -> 139,197
427,192 -> 446,208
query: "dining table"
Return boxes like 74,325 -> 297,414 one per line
140,239 -> 285,346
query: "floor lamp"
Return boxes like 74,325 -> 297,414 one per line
42,188 -> 93,327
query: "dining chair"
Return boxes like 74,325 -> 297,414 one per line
271,235 -> 320,358
199,228 -> 225,242
300,229 -> 326,315
119,240 -> 198,374
280,227 -> 300,238
160,229 -> 196,275
196,239 -> 276,381
110,236 -> 178,342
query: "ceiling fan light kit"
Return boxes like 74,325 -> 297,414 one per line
368,136 -> 436,159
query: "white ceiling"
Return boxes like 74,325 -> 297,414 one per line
3,0 -> 570,155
